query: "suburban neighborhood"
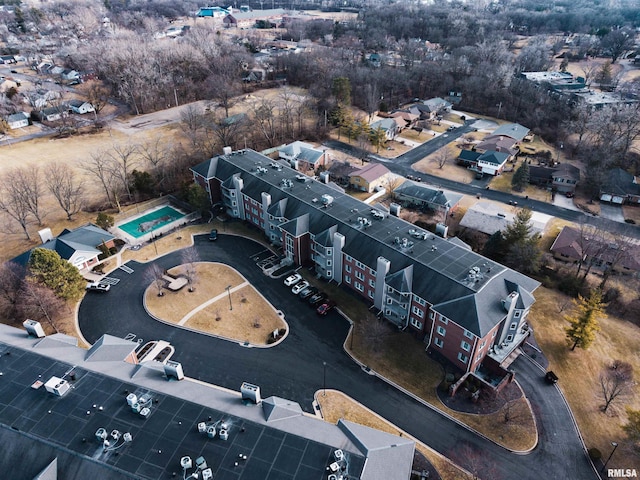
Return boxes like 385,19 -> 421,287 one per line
0,0 -> 639,479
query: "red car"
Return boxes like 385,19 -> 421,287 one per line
316,301 -> 336,315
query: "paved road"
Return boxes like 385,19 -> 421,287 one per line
324,134 -> 640,239
78,234 -> 598,480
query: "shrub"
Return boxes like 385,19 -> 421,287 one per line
588,448 -> 602,460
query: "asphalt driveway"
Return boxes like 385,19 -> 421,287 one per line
78,234 -> 598,480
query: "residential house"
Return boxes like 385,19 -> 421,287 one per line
393,181 -> 462,216
191,149 -> 540,388
37,105 -> 66,122
11,224 -> 116,272
61,69 -> 80,82
414,97 -> 452,120
599,168 -> 640,204
389,110 -> 419,129
370,117 -> 403,141
348,163 -> 392,193
459,201 -> 551,236
67,99 -> 95,115
0,77 -> 18,93
474,135 -> 519,159
223,9 -> 285,28
6,112 -> 29,129
529,163 -> 580,194
490,123 -> 532,143
0,54 -> 16,64
0,322 -> 414,480
278,141 -> 328,172
550,226 -> 640,275
456,150 -> 510,176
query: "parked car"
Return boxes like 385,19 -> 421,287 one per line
284,273 -> 302,286
545,371 -> 558,384
316,301 -> 336,315
209,229 -> 218,241
86,282 -> 110,293
446,125 -> 456,131
291,280 -> 309,295
308,292 -> 327,307
299,286 -> 318,299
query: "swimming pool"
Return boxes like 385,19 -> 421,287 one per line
118,206 -> 186,239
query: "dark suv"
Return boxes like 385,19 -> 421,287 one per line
209,229 -> 218,241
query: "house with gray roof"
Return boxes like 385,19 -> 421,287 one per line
278,141 -> 328,172
490,123 -> 531,143
370,117 -> 402,140
11,223 -> 116,272
456,149 -> 510,176
393,181 -> 462,215
0,322 -> 414,480
459,201 -> 551,236
414,97 -> 452,120
191,149 -> 540,383
599,167 -> 640,204
6,111 -> 29,129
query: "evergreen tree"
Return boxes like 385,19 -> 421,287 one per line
28,248 -> 86,301
503,208 -> 534,245
623,407 -> 640,450
565,289 -> 604,351
95,212 -> 114,230
369,126 -> 386,153
331,77 -> 352,106
511,161 -> 530,192
482,231 -> 504,260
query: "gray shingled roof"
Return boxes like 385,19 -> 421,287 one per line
491,123 -> 530,142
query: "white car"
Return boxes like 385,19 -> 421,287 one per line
291,281 -> 309,295
86,282 -> 110,293
283,273 -> 302,287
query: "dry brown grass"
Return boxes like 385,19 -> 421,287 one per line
413,144 -> 476,184
144,263 -> 285,345
528,286 -> 640,469
317,390 -> 471,480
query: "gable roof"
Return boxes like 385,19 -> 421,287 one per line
393,181 -> 463,209
11,224 -> 114,268
262,396 -> 304,421
458,149 -> 481,162
421,97 -> 452,112
85,334 -> 138,362
371,118 -> 399,132
385,264 -> 413,292
491,123 -> 530,142
279,141 -> 325,165
7,112 -> 28,122
477,150 -> 510,166
475,135 -> 518,155
349,163 -> 390,182
600,168 -> 640,196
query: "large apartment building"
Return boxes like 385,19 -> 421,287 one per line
191,149 -> 540,389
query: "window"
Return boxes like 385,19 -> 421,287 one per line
480,340 -> 486,349
414,296 -> 426,306
369,279 -> 375,288
231,201 -> 237,206
437,326 -> 446,336
355,282 -> 364,292
461,341 -> 470,351
386,298 -> 393,304
230,191 -> 236,197
326,270 -> 331,275
326,248 -> 332,255
412,306 -> 424,318
514,311 -> 521,318
345,265 -> 351,273
387,286 -> 393,293
510,322 -> 517,330
368,290 -> 374,298
345,276 -> 351,284
410,318 -> 423,329
492,330 -> 497,338
356,261 -> 364,269
464,330 -> 473,339
355,271 -> 365,281
429,312 -> 436,320
327,260 -> 332,267
458,352 -> 468,364
506,334 -> 513,342
270,225 -> 274,230
385,309 -> 391,315
434,337 -> 443,348
345,255 -> 352,262
269,215 -> 274,220
440,317 -> 448,325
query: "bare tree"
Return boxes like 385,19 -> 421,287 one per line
108,142 -> 139,202
212,112 -> 246,151
384,174 -> 404,198
6,167 -> 45,226
18,280 -> 65,334
44,162 -> 84,220
250,97 -> 278,147
450,443 -> 502,480
144,264 -> 166,297
357,314 -> 391,354
599,360 -> 635,413
84,150 -> 117,209
180,246 -> 200,292
0,168 -> 38,239
0,262 -> 26,320
434,148 -> 452,169
77,80 -> 110,115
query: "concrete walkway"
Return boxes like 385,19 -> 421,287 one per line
178,281 -> 249,325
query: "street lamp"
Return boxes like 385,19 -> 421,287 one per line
225,285 -> 233,311
601,441 -> 619,474
322,362 -> 327,397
